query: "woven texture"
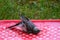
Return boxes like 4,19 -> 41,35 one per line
0,20 -> 60,40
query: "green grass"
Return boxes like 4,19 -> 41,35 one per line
0,0 -> 60,20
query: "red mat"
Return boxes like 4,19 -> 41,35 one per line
0,20 -> 60,40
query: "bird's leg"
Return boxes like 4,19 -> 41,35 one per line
8,22 -> 22,29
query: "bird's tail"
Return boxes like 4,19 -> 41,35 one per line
19,13 -> 29,22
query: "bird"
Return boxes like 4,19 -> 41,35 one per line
8,15 -> 40,34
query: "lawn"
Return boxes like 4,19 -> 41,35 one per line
0,0 -> 60,20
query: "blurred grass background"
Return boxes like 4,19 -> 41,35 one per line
0,0 -> 60,20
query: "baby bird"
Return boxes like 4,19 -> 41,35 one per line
8,15 -> 40,34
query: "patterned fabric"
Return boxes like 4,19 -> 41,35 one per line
0,20 -> 60,40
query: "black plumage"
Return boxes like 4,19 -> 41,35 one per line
8,15 -> 40,34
